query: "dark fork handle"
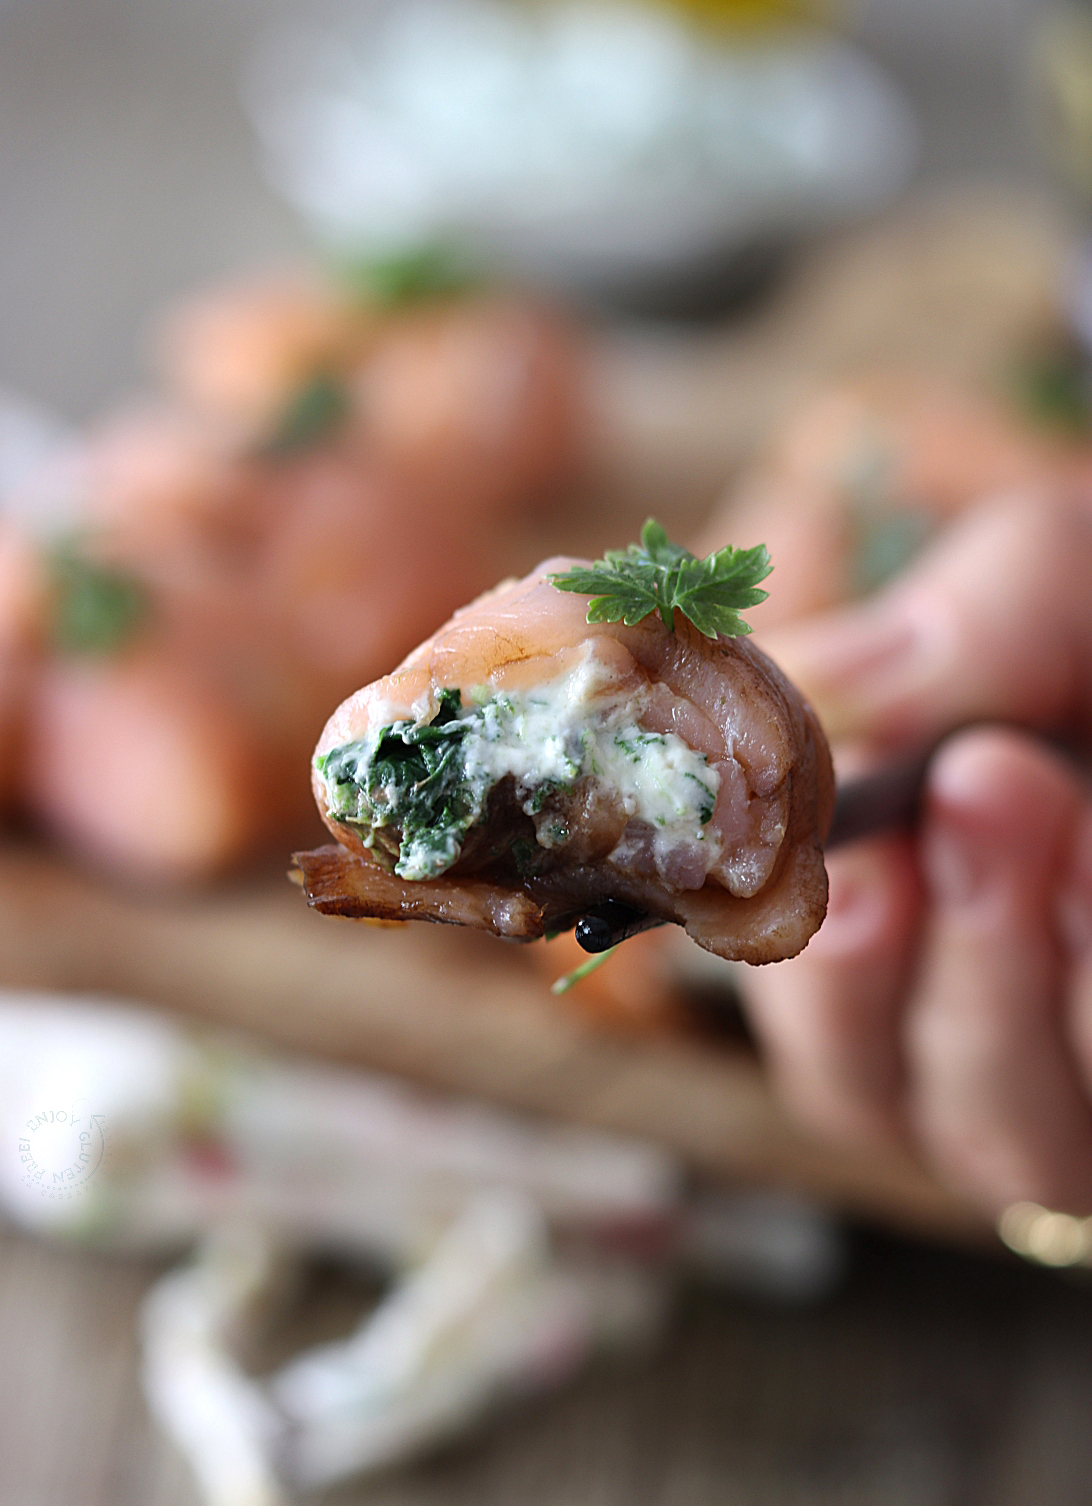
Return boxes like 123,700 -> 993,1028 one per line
573,900 -> 666,953
573,726 -> 1090,954
574,759 -> 930,954
824,747 -> 934,851
827,726 -> 1092,850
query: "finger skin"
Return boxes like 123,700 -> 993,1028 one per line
699,473 -> 851,631
1059,807 -> 1092,1103
906,729 -> 1092,1216
741,835 -> 921,1148
761,490 -> 1092,746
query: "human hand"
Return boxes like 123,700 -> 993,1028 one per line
742,489 -> 1092,1217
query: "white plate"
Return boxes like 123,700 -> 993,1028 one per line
245,0 -> 918,305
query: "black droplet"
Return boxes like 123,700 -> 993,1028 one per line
574,915 -> 614,953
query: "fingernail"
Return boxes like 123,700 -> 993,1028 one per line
923,823 -> 986,908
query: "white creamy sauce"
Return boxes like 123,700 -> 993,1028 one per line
458,652 -> 721,880
324,650 -> 744,887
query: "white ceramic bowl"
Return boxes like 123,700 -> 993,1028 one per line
246,0 -> 918,306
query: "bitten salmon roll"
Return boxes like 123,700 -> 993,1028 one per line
297,524 -> 834,965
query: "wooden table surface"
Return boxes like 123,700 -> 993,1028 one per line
3,0 -> 1089,1496
0,842 -> 983,1243
6,1219 -> 1092,1506
0,179 -> 1083,1505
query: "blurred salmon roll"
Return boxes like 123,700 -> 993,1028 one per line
699,370 -> 1091,629
0,523 -> 46,810
22,649 -> 274,882
348,298 -> 584,505
11,261 -> 588,884
16,446 -> 503,883
247,453 -> 495,682
155,270 -> 584,509
153,273 -> 368,434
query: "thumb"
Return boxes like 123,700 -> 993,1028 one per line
759,491 -> 1092,748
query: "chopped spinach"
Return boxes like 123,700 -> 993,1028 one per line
525,778 -> 572,816
510,835 -> 548,877
316,682 -> 719,884
614,731 -> 665,762
316,689 -> 489,881
683,771 -> 717,825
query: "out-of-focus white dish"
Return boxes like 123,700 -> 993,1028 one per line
245,0 -> 918,304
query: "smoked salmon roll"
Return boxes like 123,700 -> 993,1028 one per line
297,525 -> 833,965
153,273 -> 364,433
154,272 -> 583,510
21,648 -> 272,882
699,371 -> 1090,629
15,452 -> 490,884
347,297 -> 583,507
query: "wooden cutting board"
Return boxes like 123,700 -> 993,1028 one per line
0,841 -> 984,1243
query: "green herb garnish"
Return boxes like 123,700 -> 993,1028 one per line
549,519 -> 771,638
340,245 -> 479,309
49,544 -> 150,657
551,946 -> 618,995
1012,342 -> 1092,438
259,371 -> 350,457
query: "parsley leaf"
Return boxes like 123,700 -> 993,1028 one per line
259,371 -> 350,458
549,518 -> 771,639
49,543 -> 151,657
341,245 -> 480,309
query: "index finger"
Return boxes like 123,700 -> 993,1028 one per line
759,491 -> 1092,748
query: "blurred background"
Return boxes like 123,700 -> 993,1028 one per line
4,1 -> 1092,1503
0,0 -> 1033,413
